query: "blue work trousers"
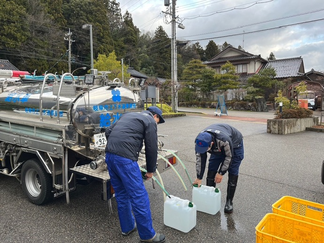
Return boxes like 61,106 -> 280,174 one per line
208,140 -> 244,176
105,152 -> 155,240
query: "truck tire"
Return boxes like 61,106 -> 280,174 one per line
21,159 -> 53,205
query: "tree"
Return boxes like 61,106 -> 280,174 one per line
199,68 -> 217,99
0,0 -> 29,50
150,26 -> 171,78
22,0 -> 66,73
221,41 -> 230,51
137,31 -> 154,75
62,0 -> 114,69
268,52 -> 276,60
238,45 -> 244,51
193,42 -> 205,61
94,51 -> 130,81
181,59 -> 207,82
119,11 -> 140,69
205,40 -> 219,61
180,59 -> 208,100
0,0 -> 67,73
214,61 -> 240,91
41,0 -> 66,27
178,43 -> 200,66
295,81 -> 307,98
247,67 -> 276,99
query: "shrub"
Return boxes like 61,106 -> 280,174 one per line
275,107 -> 313,119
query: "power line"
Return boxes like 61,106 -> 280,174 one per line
182,0 -> 274,20
186,17 -> 324,42
138,13 -> 163,30
180,8 -> 324,38
177,0 -> 226,12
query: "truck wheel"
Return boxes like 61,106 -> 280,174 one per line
21,159 -> 53,205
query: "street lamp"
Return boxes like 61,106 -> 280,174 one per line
82,24 -> 94,71
72,66 -> 87,75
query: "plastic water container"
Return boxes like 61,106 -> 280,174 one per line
164,195 -> 197,233
192,185 -> 221,215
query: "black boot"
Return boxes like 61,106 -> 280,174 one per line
224,174 -> 238,214
206,170 -> 217,187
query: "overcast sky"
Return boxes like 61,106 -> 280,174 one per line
117,0 -> 324,72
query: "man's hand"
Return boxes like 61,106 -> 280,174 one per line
215,173 -> 223,183
145,172 -> 153,180
193,178 -> 202,187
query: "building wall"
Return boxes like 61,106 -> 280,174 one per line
222,50 -> 240,57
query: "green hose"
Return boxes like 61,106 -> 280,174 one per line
158,154 -> 187,191
163,149 -> 193,185
140,167 -> 171,198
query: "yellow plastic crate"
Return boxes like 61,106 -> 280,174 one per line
255,213 -> 324,243
272,196 -> 324,227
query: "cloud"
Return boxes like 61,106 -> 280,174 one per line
118,0 -> 324,72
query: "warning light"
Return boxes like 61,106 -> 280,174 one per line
166,156 -> 177,168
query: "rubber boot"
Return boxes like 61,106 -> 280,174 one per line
206,170 -> 217,187
224,174 -> 238,214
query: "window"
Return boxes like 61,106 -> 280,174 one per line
236,64 -> 247,73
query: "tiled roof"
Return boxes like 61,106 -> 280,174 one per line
0,59 -> 19,70
204,55 -> 264,65
264,57 -> 304,78
305,69 -> 324,77
127,67 -> 148,79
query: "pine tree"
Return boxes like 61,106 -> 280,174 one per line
205,40 -> 219,61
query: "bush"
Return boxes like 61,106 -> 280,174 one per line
275,107 -> 313,119
145,103 -> 173,114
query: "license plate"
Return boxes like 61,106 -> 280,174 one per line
93,133 -> 107,148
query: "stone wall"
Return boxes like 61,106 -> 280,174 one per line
267,117 -> 319,135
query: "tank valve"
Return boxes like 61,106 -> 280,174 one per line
90,156 -> 106,170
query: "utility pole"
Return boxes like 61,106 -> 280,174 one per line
64,29 -> 75,73
171,0 -> 178,113
121,58 -> 124,83
164,0 -> 184,112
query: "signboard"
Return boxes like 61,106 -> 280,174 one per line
215,95 -> 228,116
85,74 -> 94,85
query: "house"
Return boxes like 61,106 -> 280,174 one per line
127,67 -> 148,86
264,57 -> 305,81
264,58 -> 324,101
0,59 -> 30,80
204,45 -> 268,84
0,59 -> 20,71
203,46 -> 324,104
304,69 -> 324,86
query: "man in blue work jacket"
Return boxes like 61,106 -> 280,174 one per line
105,106 -> 165,243
193,123 -> 244,214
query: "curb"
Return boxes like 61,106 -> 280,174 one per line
306,127 -> 324,132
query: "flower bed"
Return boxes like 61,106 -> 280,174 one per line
267,117 -> 319,134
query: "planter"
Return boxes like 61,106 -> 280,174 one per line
267,117 -> 319,135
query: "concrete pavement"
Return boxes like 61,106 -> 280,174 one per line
1,108 -> 324,243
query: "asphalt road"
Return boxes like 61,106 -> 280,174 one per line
1,108 -> 324,243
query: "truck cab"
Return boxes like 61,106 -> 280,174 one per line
298,91 -> 317,110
